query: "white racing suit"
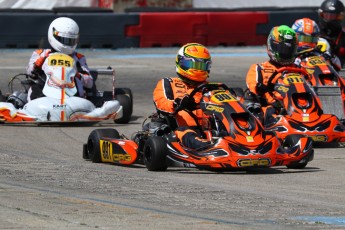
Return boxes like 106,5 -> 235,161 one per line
26,49 -> 94,100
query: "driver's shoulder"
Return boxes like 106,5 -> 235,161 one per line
71,52 -> 86,60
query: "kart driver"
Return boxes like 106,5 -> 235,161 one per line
245,25 -> 298,124
153,43 -> 213,150
318,0 -> 345,67
292,17 -> 342,71
292,17 -> 345,113
26,17 -> 93,100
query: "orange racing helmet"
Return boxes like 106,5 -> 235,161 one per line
176,43 -> 212,85
292,18 -> 320,52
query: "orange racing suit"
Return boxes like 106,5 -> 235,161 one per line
246,61 -> 297,123
153,77 -> 211,149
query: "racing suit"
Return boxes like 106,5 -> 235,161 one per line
153,77 -> 211,149
245,61 -> 295,124
26,49 -> 93,100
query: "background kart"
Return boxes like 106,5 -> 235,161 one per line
0,53 -> 132,124
299,53 -> 345,124
261,67 -> 345,144
83,83 -> 314,171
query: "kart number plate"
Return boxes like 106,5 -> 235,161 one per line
211,92 -> 237,103
283,74 -> 305,85
47,53 -> 74,67
100,140 -> 132,162
307,56 -> 327,66
237,158 -> 271,167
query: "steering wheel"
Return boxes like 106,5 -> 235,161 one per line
173,83 -> 231,114
267,67 -> 309,92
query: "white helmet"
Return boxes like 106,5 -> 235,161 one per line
48,17 -> 79,55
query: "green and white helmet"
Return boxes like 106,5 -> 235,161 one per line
267,25 -> 298,66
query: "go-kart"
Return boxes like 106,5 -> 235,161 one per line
298,52 -> 345,123
83,83 -> 314,171
0,52 -> 132,124
261,67 -> 345,143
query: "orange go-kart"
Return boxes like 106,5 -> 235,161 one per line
299,53 -> 345,123
263,67 -> 345,144
83,83 -> 314,171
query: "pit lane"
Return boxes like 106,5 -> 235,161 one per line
0,47 -> 344,230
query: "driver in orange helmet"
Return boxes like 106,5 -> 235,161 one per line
153,43 -> 212,149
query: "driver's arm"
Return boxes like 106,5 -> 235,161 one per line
26,49 -> 50,75
246,63 -> 261,95
153,78 -> 175,114
74,53 -> 93,89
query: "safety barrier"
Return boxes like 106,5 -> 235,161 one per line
126,12 -> 269,47
206,12 -> 268,46
0,9 -> 320,49
0,11 -> 139,49
257,10 -> 318,36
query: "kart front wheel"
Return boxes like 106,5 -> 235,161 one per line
87,129 -> 120,163
286,161 -> 308,169
283,134 -> 309,169
143,136 -> 168,171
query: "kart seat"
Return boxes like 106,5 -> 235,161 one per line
292,92 -> 312,109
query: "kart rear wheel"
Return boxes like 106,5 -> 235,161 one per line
115,93 -> 132,124
143,136 -> 168,171
283,134 -> 308,169
116,88 -> 133,102
116,87 -> 133,115
87,129 -> 120,163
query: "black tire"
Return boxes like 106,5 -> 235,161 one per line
286,161 -> 308,169
86,129 -> 120,163
115,88 -> 133,101
0,90 -> 6,102
143,136 -> 168,171
115,94 -> 132,124
115,87 -> 133,114
283,134 -> 308,169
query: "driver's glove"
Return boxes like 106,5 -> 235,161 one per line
256,82 -> 269,94
33,56 -> 46,71
173,95 -> 197,111
271,100 -> 282,112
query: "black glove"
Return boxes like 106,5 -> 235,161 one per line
271,100 -> 282,111
322,51 -> 332,61
173,95 -> 197,111
256,83 -> 269,94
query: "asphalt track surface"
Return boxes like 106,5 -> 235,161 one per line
0,47 -> 344,230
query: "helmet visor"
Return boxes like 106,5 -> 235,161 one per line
320,12 -> 344,22
53,28 -> 79,47
297,34 -> 319,44
179,57 -> 212,71
271,41 -> 296,60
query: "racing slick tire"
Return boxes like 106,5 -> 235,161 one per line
86,128 -> 120,163
115,87 -> 133,115
0,90 -> 6,102
114,88 -> 133,124
283,134 -> 309,169
143,136 -> 168,171
114,94 -> 132,124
